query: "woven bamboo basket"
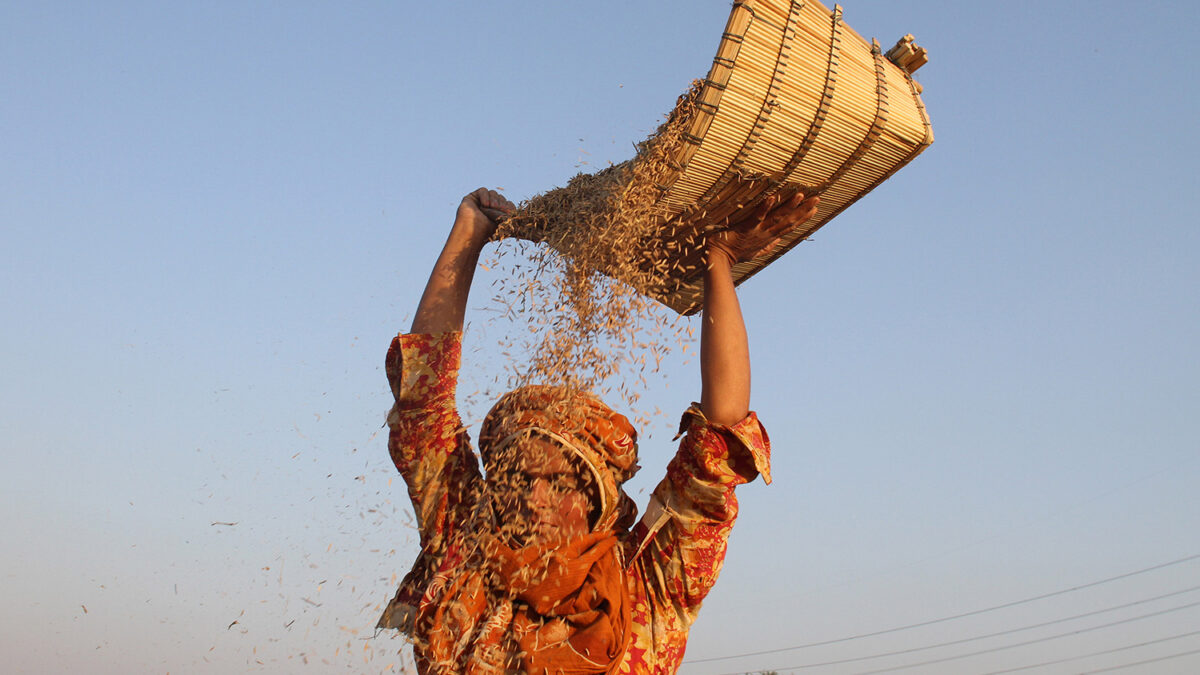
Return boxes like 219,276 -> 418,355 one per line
506,0 -> 933,315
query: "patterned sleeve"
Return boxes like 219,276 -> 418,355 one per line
384,331 -> 483,552
624,404 -> 770,662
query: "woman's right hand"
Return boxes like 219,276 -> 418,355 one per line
454,187 -> 516,245
409,187 -> 516,334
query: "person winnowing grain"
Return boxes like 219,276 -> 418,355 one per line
378,187 -> 819,674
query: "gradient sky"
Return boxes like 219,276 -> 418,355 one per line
3,1 -> 1199,673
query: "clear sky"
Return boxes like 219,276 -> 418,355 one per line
3,1 -> 1199,673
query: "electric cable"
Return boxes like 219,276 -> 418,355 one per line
705,583 -> 1200,674
1079,646 -> 1200,674
686,552 -> 1200,665
983,628 -> 1200,674
848,598 -> 1200,674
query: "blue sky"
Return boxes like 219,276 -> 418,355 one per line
2,1 -> 1199,673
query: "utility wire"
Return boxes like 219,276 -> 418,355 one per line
687,552 -> 1200,665
707,584 -> 1200,674
848,598 -> 1200,674
983,628 -> 1200,674
1080,646 -> 1200,674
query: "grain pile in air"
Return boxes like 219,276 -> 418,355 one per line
484,82 -> 705,415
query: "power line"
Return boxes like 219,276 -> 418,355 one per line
984,628 -> 1200,674
707,584 -> 1200,674
721,599 -> 1200,675
1080,646 -> 1200,674
848,598 -> 1200,674
687,552 -> 1200,665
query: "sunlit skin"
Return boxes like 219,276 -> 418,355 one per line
489,434 -> 598,546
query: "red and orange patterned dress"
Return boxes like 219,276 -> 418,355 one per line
380,332 -> 772,674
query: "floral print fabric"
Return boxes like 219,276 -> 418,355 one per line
380,331 -> 771,674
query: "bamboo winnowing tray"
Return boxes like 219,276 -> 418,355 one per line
517,0 -> 933,316
656,1 -> 933,314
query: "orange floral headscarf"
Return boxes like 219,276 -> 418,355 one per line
413,387 -> 640,674
479,386 -> 640,532
418,531 -> 631,674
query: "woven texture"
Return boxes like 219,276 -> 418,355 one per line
508,0 -> 933,315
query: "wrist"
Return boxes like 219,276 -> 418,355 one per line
448,218 -> 491,251
705,243 -> 736,271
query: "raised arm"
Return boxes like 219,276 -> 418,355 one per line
700,191 -> 820,426
410,187 -> 515,334
378,189 -> 515,632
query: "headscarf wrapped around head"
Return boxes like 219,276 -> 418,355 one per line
480,385 -> 640,533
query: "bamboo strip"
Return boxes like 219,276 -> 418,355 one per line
656,2 -> 931,313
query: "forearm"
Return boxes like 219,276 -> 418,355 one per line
696,190 -> 817,425
410,224 -> 489,334
699,252 -> 751,426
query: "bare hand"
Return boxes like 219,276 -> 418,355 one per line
707,191 -> 820,266
455,187 -> 516,244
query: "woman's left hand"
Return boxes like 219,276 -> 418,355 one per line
707,191 -> 820,266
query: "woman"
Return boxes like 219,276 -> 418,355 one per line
379,187 -> 819,674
